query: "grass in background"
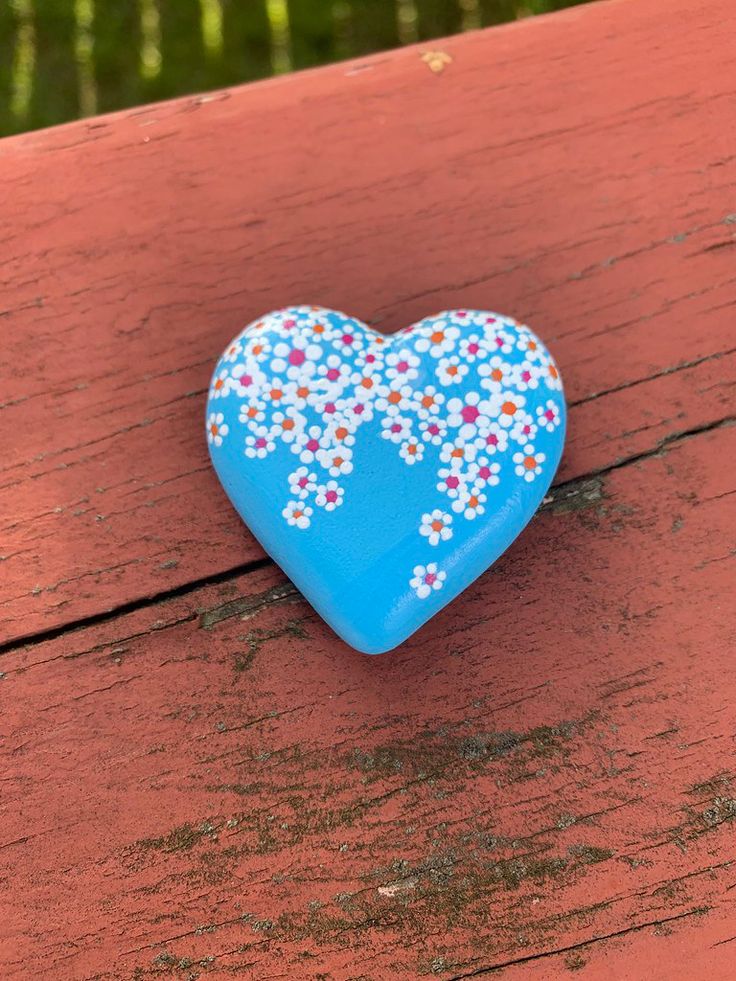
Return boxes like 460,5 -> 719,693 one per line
0,0 -> 592,136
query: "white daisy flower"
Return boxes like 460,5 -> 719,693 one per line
419,510 -> 453,546
410,563 -> 447,599
282,500 -> 313,529
206,412 -> 229,447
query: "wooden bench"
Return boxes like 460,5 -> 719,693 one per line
2,0 -> 735,976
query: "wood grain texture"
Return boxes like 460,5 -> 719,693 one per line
2,422 -> 736,978
2,0 -> 736,643
2,0 -> 736,976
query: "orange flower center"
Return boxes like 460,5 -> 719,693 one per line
431,520 -> 443,532
501,401 -> 517,415
388,391 -> 402,404
210,424 -> 218,435
270,388 -> 283,401
431,331 -> 444,343
491,368 -> 503,382
524,456 -> 537,470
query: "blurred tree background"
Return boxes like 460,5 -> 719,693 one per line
1,0 -> 592,136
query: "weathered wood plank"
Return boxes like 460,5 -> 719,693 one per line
1,0 -> 735,643
1,421 -> 734,977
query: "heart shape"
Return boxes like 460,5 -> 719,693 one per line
206,307 -> 565,654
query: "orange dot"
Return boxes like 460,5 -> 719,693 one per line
501,401 -> 517,415
491,368 -> 503,382
431,331 -> 444,343
361,377 -> 373,389
270,388 -> 283,401
451,447 -> 464,458
528,340 -> 537,351
210,424 -> 218,436
524,455 -> 537,470
214,378 -> 224,390
297,386 -> 309,398
388,391 -> 402,404
335,427 -> 348,440
253,344 -> 263,355
469,495 -> 479,507
333,456 -> 344,467
314,324 -> 325,333
247,406 -> 258,418
282,418 -> 295,431
407,444 -> 417,455
549,365 -> 559,379
422,395 -> 434,408
447,366 -> 458,376
431,520 -> 443,532
293,509 -> 303,519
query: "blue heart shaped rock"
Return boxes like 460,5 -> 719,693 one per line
206,307 -> 565,654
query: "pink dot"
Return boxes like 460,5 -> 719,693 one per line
495,336 -> 504,347
298,477 -> 308,487
255,438 -> 267,448
325,402 -> 336,414
486,434 -> 498,446
545,409 -> 555,420
341,334 -> 354,345
428,424 -> 440,435
353,404 -> 364,415
307,439 -> 319,451
391,423 -> 401,433
446,476 -> 459,489
366,354 -> 376,363
326,368 -> 340,381
397,360 -> 409,373
523,425 -> 531,435
284,319 -> 296,329
479,466 -> 491,480
425,572 -> 437,585
461,405 -> 480,424
468,343 -> 479,355
288,349 -> 306,366
521,370 -> 531,382
240,374 -> 252,386
326,490 -> 338,503
457,311 -> 467,318
486,316 -> 497,324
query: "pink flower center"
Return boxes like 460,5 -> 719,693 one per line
461,405 -> 480,423
521,370 -> 531,382
478,466 -> 491,480
366,353 -> 376,363
391,423 -> 401,433
446,476 -> 459,489
288,349 -> 306,366
307,439 -> 319,451
428,424 -> 440,435
326,368 -> 340,381
545,409 -> 555,420
283,319 -> 296,329
298,477 -> 308,487
495,336 -> 504,347
324,402 -> 336,414
424,572 -> 437,585
326,490 -> 338,503
353,404 -> 364,415
397,360 -> 409,372
240,373 -> 252,386
341,334 -> 354,345
486,434 -> 498,446
468,343 -> 479,354
255,437 -> 267,448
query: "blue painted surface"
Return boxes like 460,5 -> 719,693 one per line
206,307 -> 566,654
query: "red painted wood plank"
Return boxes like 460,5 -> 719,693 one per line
1,421 -> 735,978
2,0 -> 736,642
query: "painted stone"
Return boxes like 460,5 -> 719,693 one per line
206,307 -> 566,654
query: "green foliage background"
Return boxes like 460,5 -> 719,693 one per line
1,0 -> 591,136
